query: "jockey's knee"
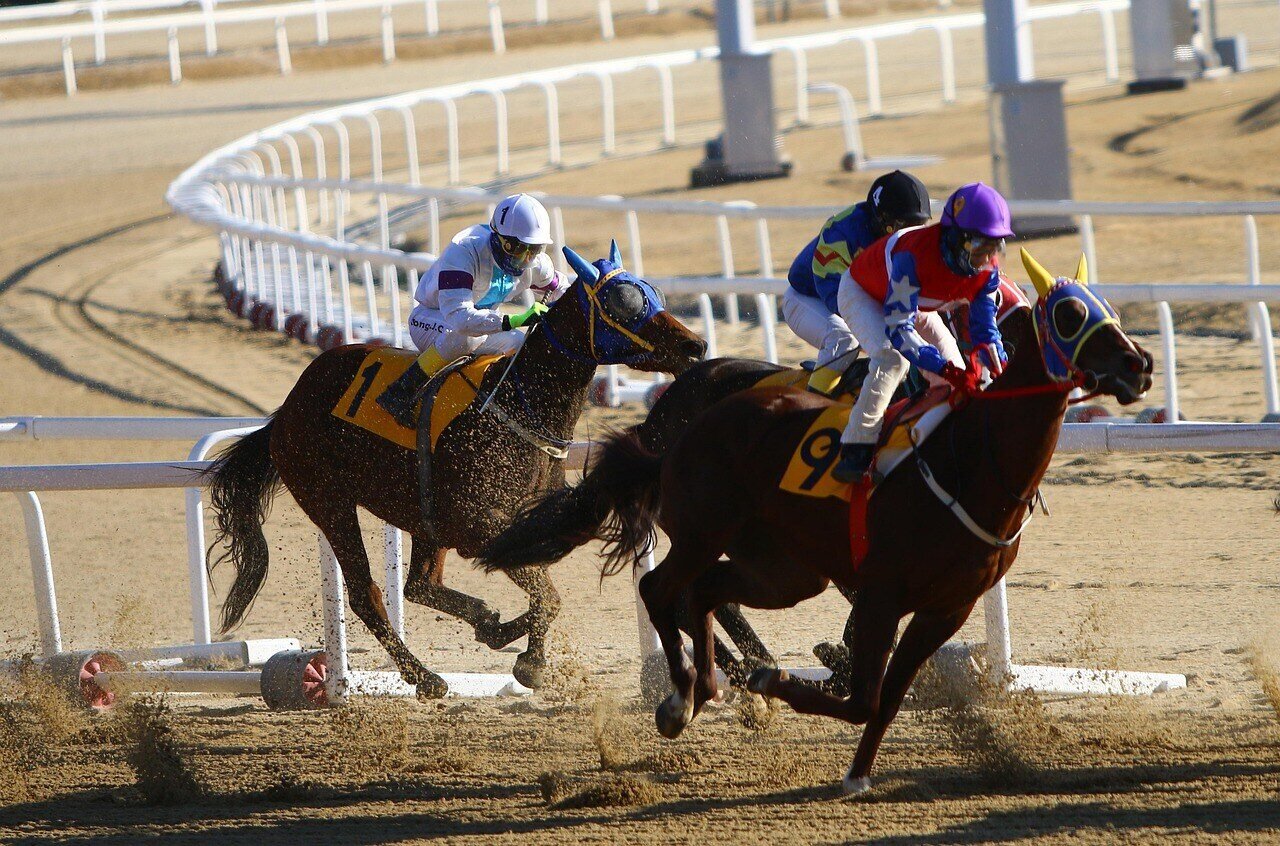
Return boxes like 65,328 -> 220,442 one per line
869,347 -> 909,379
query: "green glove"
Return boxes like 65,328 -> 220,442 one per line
502,302 -> 550,331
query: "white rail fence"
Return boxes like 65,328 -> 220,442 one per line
13,417 -> 1278,704
2,0 -> 680,92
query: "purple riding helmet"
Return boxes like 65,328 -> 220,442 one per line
939,182 -> 1014,276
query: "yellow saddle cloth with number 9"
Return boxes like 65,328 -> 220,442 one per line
330,348 -> 506,451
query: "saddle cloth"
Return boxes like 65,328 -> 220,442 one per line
330,348 -> 505,452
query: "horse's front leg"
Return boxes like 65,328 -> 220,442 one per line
403,542 -> 503,644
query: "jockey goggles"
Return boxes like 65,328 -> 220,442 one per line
491,232 -> 546,275
961,231 -> 1005,267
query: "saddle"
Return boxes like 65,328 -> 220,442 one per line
330,348 -> 505,452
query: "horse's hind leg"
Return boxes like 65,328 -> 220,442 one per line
492,565 -> 560,690
404,542 -> 503,644
842,602 -> 973,795
318,508 -> 449,698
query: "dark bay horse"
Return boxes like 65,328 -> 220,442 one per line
202,243 -> 706,697
479,251 -> 1153,792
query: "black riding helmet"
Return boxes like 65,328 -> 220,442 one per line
867,170 -> 932,235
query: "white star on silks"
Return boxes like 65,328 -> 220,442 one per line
885,275 -> 916,313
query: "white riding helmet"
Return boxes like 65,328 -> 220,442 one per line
490,193 -> 554,246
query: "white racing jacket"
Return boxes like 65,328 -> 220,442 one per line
414,224 -> 568,336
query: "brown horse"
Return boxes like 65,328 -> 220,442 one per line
202,243 -> 706,697
479,251 -> 1153,792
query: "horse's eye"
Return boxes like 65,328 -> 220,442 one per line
1052,297 -> 1088,340
603,281 -> 647,321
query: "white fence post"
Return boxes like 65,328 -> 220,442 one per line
654,64 -> 676,147
167,27 -> 182,84
715,214 -> 740,325
488,0 -> 506,54
61,37 -> 77,96
983,578 -> 1013,684
90,0 -> 106,64
697,293 -> 719,358
381,6 -> 396,63
1079,214 -> 1098,282
936,26 -> 956,104
536,81 -> 562,166
626,210 -> 644,277
383,525 -> 404,639
1156,301 -> 1179,423
594,72 -> 616,155
598,0 -> 615,40
201,0 -> 217,55
824,0 -> 840,18
320,534 -> 350,705
275,18 -> 292,75
485,89 -> 510,175
314,0 -> 330,44
633,550 -> 661,658
534,0 -> 548,25
17,492 -> 62,657
786,46 -> 810,125
424,0 -> 438,34
860,37 -> 882,116
1098,7 -> 1118,82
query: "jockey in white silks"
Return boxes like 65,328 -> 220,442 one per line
376,193 -> 570,428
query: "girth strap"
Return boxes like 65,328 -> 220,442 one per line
913,451 -> 1033,549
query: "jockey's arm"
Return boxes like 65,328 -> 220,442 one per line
968,272 -> 1007,371
883,253 -> 949,374
528,254 -> 570,303
437,271 -> 504,337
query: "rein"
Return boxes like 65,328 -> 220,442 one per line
472,324 -> 574,460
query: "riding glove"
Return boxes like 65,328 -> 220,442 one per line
502,302 -> 550,332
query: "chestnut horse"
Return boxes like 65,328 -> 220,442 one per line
479,251 -> 1153,792
202,243 -> 706,696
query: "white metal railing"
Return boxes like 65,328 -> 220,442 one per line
2,0 -> 675,93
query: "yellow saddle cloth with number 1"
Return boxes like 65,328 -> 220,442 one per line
330,348 -> 506,451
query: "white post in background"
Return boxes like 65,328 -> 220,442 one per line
697,293 -> 719,358
383,525 -> 404,639
183,488 -> 214,646
1079,214 -> 1098,282
424,0 -> 438,34
488,0 -> 506,53
824,0 -> 839,17
982,577 -> 1013,683
534,0 -> 548,24
315,0 -> 330,44
715,214 -> 740,325
860,37 -> 882,116
381,6 -> 395,62
1098,7 -> 1118,81
655,65 -> 676,147
167,27 -> 182,84
633,550 -> 661,657
275,18 -> 292,75
984,0 -> 1034,84
598,0 -> 615,40
320,535 -> 350,704
646,0 -> 659,10
1157,301 -> 1179,423
61,38 -> 77,97
1245,214 -> 1262,341
90,1 -> 106,64
17,493 -> 62,658
936,26 -> 956,103
595,72 -> 616,155
201,0 -> 217,55
756,292 -> 778,363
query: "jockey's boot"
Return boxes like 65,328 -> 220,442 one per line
376,346 -> 447,429
830,442 -> 875,484
806,349 -> 857,397
806,363 -> 845,397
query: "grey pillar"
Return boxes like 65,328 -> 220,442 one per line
691,0 -> 790,187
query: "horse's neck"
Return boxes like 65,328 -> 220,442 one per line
961,310 -> 1067,528
505,328 -> 596,436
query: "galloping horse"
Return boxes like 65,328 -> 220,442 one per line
203,242 -> 706,696
480,251 -> 1153,792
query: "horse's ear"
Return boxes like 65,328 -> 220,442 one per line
1020,248 -> 1055,298
562,245 -> 600,283
608,239 -> 623,267
1074,253 -> 1089,286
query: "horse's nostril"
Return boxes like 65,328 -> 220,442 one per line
681,338 -> 708,359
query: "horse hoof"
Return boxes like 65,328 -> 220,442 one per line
746,667 -> 785,696
654,693 -> 692,740
473,613 -> 506,649
415,674 -> 449,700
512,651 -> 546,690
842,773 -> 872,796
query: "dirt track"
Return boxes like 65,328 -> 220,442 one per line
2,9 -> 1280,843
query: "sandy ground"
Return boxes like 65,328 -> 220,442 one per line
2,12 -> 1280,844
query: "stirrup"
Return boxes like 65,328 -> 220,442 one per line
831,443 -> 874,484
806,364 -> 845,396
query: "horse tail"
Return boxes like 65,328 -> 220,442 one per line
204,419 -> 281,633
477,428 -> 663,578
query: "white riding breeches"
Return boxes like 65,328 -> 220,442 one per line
836,276 -> 963,445
781,287 -> 859,368
408,305 -> 526,361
